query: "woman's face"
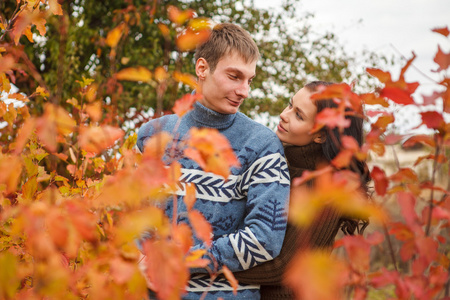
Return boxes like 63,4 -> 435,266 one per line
276,87 -> 321,146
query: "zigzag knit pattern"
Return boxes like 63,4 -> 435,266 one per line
137,101 -> 290,299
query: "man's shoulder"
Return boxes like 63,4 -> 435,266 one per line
235,112 -> 277,137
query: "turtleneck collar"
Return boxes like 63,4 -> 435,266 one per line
283,142 -> 327,171
190,101 -> 237,129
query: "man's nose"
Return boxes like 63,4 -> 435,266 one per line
235,81 -> 250,99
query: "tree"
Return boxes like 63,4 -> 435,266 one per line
1,0 -> 384,129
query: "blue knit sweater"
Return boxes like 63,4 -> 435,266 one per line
137,101 -> 290,299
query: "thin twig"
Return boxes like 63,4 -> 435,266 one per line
425,134 -> 440,236
382,221 -> 398,272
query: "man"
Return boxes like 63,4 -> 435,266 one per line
137,23 -> 290,299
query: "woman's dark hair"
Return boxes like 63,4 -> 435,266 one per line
304,81 -> 370,235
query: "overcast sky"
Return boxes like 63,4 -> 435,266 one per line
253,0 -> 450,133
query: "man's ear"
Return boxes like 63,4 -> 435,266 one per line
313,131 -> 326,144
196,58 -> 209,80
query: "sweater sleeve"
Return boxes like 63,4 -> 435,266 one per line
233,206 -> 342,285
190,148 -> 291,273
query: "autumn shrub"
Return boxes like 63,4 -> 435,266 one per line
1,1 -> 449,300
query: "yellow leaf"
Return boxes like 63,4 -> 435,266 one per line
36,86 -> 49,97
23,25 -> 34,43
31,15 -> 46,36
285,251 -> 348,300
188,18 -> 211,31
0,154 -> 23,193
154,66 -> 168,83
106,23 -> 127,48
158,23 -> 170,38
116,66 -> 152,82
167,6 -> 195,25
176,28 -> 211,52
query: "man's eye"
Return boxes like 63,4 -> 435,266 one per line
229,75 -> 238,80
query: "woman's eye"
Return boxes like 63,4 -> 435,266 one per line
296,113 -> 303,120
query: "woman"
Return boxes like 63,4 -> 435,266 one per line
233,81 -> 371,299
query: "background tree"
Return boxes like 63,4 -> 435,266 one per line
1,0 -> 387,130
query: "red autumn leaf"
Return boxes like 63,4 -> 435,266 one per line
335,235 -> 371,272
313,107 -> 350,131
176,28 -> 211,52
172,93 -> 203,117
369,268 -> 400,288
380,86 -> 415,105
310,83 -> 363,113
402,134 -> 435,148
221,265 -> 238,295
366,68 -> 392,83
167,5 -> 195,25
370,166 -> 388,196
433,45 -> 450,72
188,210 -> 212,247
78,125 -> 124,153
415,236 -> 438,264
420,111 -> 445,129
432,26 -> 450,37
64,200 -> 98,244
397,192 -> 420,228
384,134 -> 404,145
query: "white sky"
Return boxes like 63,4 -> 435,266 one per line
254,0 -> 450,134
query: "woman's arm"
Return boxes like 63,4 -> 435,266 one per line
233,206 -> 341,285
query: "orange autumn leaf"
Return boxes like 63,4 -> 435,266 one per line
433,45 -> 450,72
106,23 -> 127,48
154,66 -> 168,83
403,134 -> 435,148
36,104 -> 76,152
188,18 -> 211,31
310,83 -> 363,114
48,0 -> 63,15
221,265 -> 238,295
331,149 -> 353,169
116,66 -> 152,82
172,93 -> 202,117
373,113 -> 395,131
109,257 -> 137,285
366,68 -> 392,83
360,93 -> 389,107
142,239 -> 189,300
0,154 -> 22,193
158,23 -> 170,38
176,28 -> 211,52
184,183 -> 197,211
173,71 -> 199,90
13,117 -> 36,154
185,128 -> 240,179
78,125 -> 124,153
143,131 -> 172,159
167,5 -> 195,25
284,250 -> 348,300
85,101 -> 102,122
432,26 -> 450,37
188,210 -> 212,247
172,223 -> 193,254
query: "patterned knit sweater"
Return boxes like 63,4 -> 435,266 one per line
137,101 -> 290,299
233,143 -> 342,300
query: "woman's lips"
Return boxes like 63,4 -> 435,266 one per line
277,123 -> 287,132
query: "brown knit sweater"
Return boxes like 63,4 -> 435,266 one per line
233,143 -> 342,300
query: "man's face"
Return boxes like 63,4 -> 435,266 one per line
196,51 -> 257,114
